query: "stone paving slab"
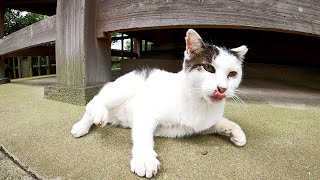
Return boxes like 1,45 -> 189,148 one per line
0,77 -> 319,179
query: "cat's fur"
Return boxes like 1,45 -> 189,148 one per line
71,29 -> 248,178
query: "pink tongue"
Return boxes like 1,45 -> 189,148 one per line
211,92 -> 226,99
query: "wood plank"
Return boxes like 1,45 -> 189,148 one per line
121,59 -> 182,74
28,57 -> 33,77
56,0 -> 111,86
37,56 -> 41,76
13,58 -> 16,79
111,49 -> 138,58
46,56 -> 51,75
0,15 -> 56,56
4,46 -> 55,57
0,6 -> 5,78
96,0 -> 320,37
17,57 -> 22,78
0,6 -> 4,38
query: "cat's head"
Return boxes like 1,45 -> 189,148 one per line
183,29 -> 248,103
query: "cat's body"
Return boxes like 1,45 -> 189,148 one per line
71,29 -> 248,178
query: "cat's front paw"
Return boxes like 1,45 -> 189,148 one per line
130,152 -> 161,178
71,121 -> 90,138
230,128 -> 246,147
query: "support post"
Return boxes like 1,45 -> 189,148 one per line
46,56 -> 51,75
0,6 -> 9,83
13,57 -> 16,79
121,33 -> 124,60
28,56 -> 33,77
37,56 -> 41,76
133,38 -> 141,58
145,40 -> 148,52
18,57 -> 22,78
44,0 -> 111,105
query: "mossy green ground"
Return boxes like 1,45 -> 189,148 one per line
0,78 -> 319,179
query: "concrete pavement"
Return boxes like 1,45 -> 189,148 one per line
0,76 -> 319,179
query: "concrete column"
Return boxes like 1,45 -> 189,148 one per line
44,0 -> 112,105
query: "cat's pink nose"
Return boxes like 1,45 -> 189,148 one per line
217,87 -> 227,94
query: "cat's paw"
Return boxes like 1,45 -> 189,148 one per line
71,121 -> 90,138
90,106 -> 108,127
230,128 -> 246,147
130,152 -> 161,178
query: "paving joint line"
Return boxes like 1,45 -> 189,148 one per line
0,145 -> 42,180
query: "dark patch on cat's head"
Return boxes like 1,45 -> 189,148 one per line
184,29 -> 220,72
184,44 -> 219,72
134,67 -> 154,80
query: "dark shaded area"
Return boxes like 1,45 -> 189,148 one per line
127,28 -> 320,67
0,0 -> 57,16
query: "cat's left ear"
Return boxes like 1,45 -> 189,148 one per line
231,45 -> 248,61
185,29 -> 205,57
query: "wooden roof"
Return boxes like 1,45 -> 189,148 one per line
0,0 -> 56,15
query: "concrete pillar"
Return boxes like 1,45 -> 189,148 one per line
44,0 -> 112,105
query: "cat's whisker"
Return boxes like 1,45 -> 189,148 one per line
234,94 -> 246,104
230,97 -> 238,104
234,90 -> 250,99
232,95 -> 248,110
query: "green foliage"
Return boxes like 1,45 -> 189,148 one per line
125,40 -> 152,51
4,9 -> 47,36
111,56 -> 121,70
143,41 -> 152,51
125,39 -> 131,51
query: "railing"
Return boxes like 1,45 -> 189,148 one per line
0,15 -> 56,56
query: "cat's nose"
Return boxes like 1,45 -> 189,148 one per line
217,87 -> 227,94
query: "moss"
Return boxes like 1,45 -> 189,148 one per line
44,84 -> 104,106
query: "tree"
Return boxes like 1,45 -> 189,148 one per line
4,9 -> 47,36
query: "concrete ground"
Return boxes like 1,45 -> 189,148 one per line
0,74 -> 320,179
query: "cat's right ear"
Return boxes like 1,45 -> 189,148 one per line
185,29 -> 204,58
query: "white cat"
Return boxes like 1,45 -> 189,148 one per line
71,29 -> 248,178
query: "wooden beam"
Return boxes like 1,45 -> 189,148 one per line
55,0 -> 111,86
46,56 -> 51,75
130,37 -> 133,57
12,58 -> 16,79
144,40 -> 147,52
0,6 -> 4,78
111,49 -> 138,58
96,0 -> 320,37
121,33 -> 124,60
17,57 -> 22,78
133,38 -> 141,58
28,57 -> 33,77
0,6 -> 4,38
0,15 -> 56,56
4,46 -> 55,57
37,56 -> 41,76
111,35 -> 132,41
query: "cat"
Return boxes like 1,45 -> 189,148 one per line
71,29 -> 248,178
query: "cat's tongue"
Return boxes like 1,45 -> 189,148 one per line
211,92 -> 226,99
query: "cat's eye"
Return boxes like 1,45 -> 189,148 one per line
202,64 -> 216,73
228,71 -> 237,78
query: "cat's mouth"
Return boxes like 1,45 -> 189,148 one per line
210,91 -> 226,100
